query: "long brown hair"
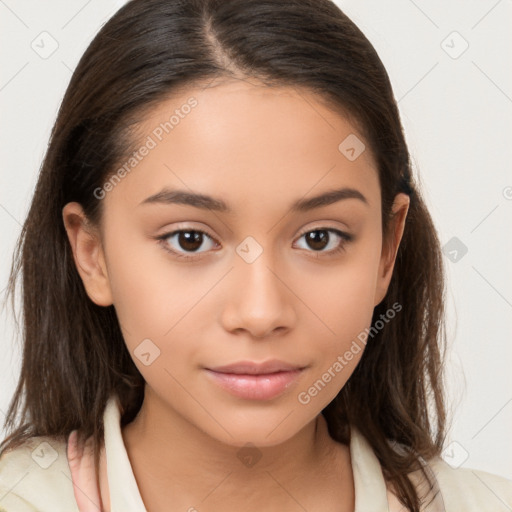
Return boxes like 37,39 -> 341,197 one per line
1,0 -> 449,509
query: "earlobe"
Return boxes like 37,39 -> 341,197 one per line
373,193 -> 410,307
62,202 -> 113,307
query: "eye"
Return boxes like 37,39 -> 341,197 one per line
156,225 -> 353,262
156,228 -> 219,260
294,227 -> 352,256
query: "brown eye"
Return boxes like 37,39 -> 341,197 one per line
295,228 -> 352,256
175,231 -> 204,252
158,229 -> 218,259
303,230 -> 330,251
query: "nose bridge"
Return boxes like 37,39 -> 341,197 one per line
221,236 -> 295,337
236,236 -> 284,309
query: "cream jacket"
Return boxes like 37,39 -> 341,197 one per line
1,394 -> 511,511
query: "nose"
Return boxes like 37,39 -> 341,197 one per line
220,251 -> 296,339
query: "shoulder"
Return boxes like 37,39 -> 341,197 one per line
0,435 -> 78,512
423,456 -> 512,511
385,456 -> 512,511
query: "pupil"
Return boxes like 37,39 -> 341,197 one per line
307,230 -> 328,250
179,231 -> 202,252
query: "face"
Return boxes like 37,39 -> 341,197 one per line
63,79 -> 409,448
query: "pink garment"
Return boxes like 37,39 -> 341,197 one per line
67,430 -> 108,512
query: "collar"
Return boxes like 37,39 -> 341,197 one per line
103,394 -> 390,511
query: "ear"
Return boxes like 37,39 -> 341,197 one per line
373,193 -> 410,307
62,202 -> 113,306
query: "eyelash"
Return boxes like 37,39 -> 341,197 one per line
156,226 -> 353,261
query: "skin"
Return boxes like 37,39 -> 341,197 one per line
63,78 -> 409,512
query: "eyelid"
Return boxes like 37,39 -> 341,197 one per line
295,223 -> 351,239
156,223 -> 218,243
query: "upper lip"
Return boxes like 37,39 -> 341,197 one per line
206,359 -> 305,375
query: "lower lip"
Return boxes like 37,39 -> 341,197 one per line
204,369 -> 304,400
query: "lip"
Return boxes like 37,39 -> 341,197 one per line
204,359 -> 306,401
207,359 -> 305,375
204,369 -> 304,400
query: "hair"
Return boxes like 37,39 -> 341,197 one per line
0,0 -> 450,510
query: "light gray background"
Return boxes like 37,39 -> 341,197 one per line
1,0 -> 511,480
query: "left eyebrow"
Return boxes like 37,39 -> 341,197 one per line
138,186 -> 368,213
291,187 -> 368,212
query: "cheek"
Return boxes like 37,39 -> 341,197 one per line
304,243 -> 381,336
102,224 -> 223,392
296,242 -> 381,396
103,219 -> 199,346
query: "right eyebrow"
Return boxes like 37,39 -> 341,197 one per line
138,188 -> 231,212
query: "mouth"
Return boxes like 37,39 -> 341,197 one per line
204,359 -> 307,400
206,359 -> 306,375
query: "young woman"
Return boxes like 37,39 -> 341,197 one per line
1,0 -> 511,511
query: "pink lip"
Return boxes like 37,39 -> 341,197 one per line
204,368 -> 304,400
207,359 -> 304,375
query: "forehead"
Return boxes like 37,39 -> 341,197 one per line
105,79 -> 380,215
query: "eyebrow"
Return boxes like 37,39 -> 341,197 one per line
138,186 -> 368,213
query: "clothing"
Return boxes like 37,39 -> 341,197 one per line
0,393 -> 510,511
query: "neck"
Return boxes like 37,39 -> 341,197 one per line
121,388 -> 353,511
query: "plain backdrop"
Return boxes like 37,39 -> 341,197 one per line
1,0 -> 511,480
